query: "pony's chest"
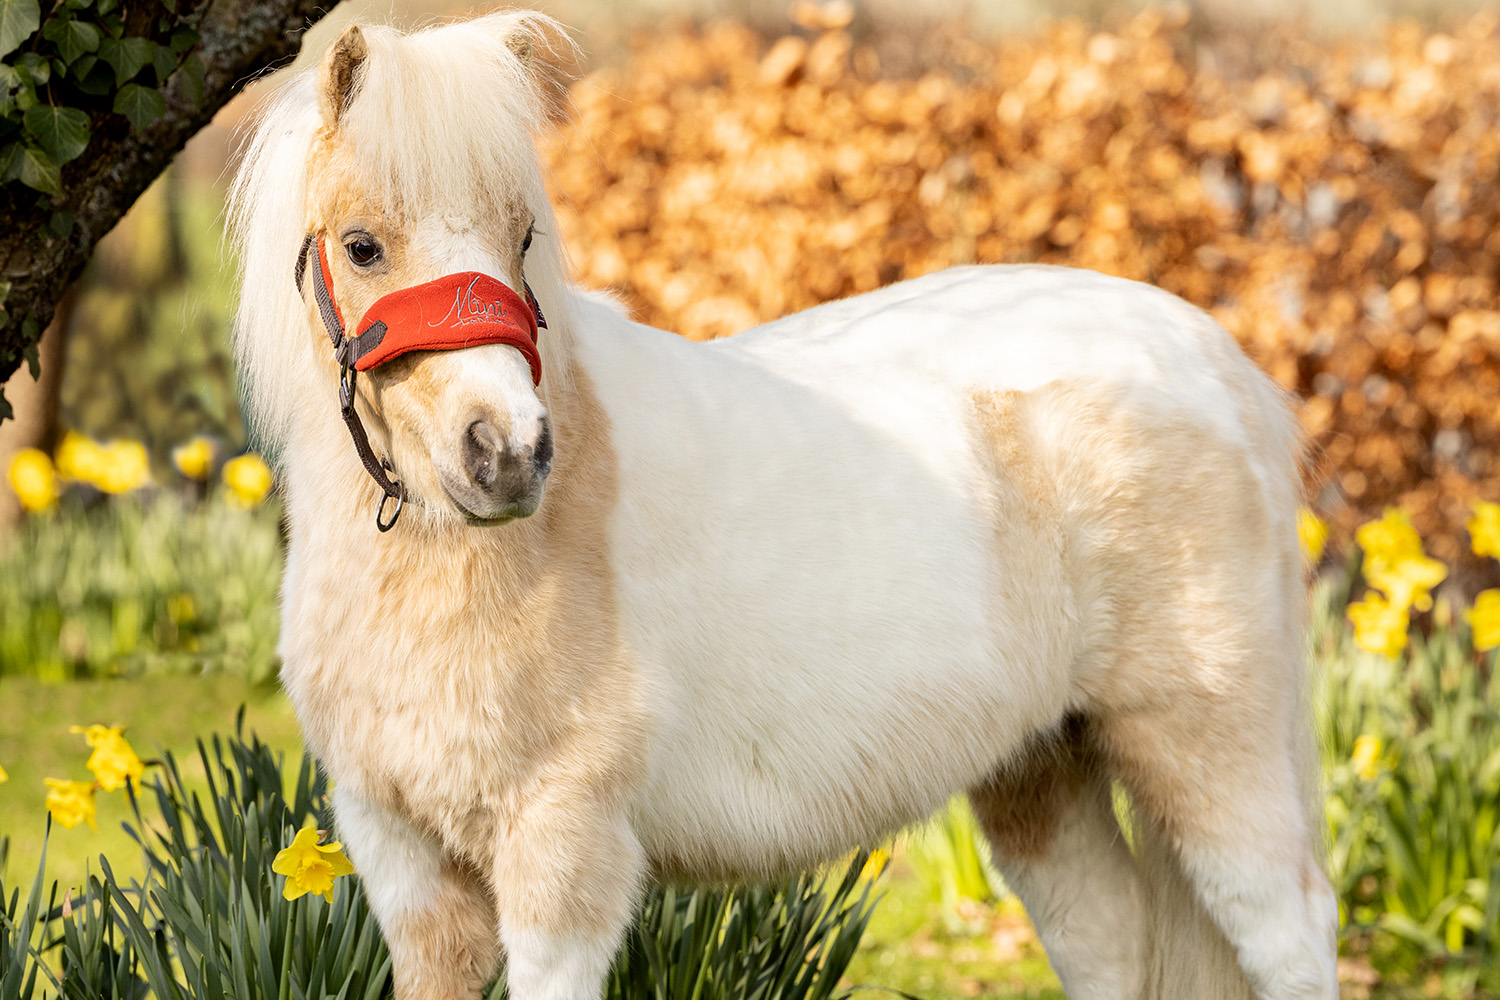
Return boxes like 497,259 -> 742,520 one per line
284,648 -> 505,796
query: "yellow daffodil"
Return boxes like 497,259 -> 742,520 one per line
1364,553 -> 1447,613
1348,592 -> 1409,657
54,432 -> 150,493
1351,735 -> 1382,781
93,440 -> 151,494
1469,501 -> 1500,561
44,778 -> 97,830
7,447 -> 59,512
1297,507 -> 1328,564
272,827 -> 354,902
70,724 -> 144,792
859,847 -> 890,881
172,437 -> 216,481
54,431 -> 107,483
0,763 -> 8,783
1468,589 -> 1500,653
1355,508 -> 1424,563
223,453 -> 273,508
1356,508 -> 1446,611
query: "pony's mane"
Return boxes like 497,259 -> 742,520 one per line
227,12 -> 576,461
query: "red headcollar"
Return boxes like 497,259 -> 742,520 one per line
292,234 -> 549,531
296,236 -> 545,383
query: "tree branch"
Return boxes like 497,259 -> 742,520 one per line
0,0 -> 341,422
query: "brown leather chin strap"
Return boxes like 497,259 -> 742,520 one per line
296,235 -> 406,532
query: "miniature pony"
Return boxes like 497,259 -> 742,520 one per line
230,12 -> 1337,1000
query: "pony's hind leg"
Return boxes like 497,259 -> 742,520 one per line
1098,687 -> 1338,1000
969,718 -> 1148,999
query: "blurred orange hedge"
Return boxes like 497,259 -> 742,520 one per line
542,9 -> 1500,563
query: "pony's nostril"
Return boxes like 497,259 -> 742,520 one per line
533,417 -> 553,474
464,419 -> 503,488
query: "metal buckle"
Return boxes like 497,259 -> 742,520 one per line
339,364 -> 357,415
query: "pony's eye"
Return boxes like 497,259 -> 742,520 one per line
521,225 -> 534,255
345,237 -> 382,267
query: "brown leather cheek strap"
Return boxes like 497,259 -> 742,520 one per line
295,235 -> 406,532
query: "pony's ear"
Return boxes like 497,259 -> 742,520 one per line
319,23 -> 368,132
495,15 -> 578,125
505,30 -> 533,69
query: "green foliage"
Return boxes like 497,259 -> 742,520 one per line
62,179 -> 246,455
0,731 -> 885,1000
0,0 -> 203,210
901,799 -> 999,930
573,869 -> 879,1000
0,494 -> 282,683
1314,577 -> 1500,985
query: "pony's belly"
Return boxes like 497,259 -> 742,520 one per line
627,627 -> 1064,882
614,496 -> 1074,881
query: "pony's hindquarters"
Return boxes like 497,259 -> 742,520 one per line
968,372 -> 1335,999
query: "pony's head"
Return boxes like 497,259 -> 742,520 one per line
232,13 -> 572,525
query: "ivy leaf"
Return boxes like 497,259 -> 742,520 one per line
176,52 -> 203,107
0,0 -> 40,59
15,51 -> 48,85
168,26 -> 197,55
97,35 -> 151,84
23,104 -> 89,162
74,56 -> 113,96
0,63 -> 19,116
16,144 -> 60,194
46,209 -> 73,239
41,16 -> 100,64
151,40 -> 175,81
113,82 -> 164,131
0,141 -> 21,182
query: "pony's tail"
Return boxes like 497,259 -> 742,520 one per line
1135,816 -> 1256,999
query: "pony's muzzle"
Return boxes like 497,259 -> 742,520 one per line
453,413 -> 552,520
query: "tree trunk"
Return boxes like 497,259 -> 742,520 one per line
0,0 -> 341,423
0,289 -> 73,533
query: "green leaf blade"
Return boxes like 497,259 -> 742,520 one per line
22,104 -> 89,162
0,0 -> 39,58
16,144 -> 59,194
113,82 -> 165,131
42,16 -> 99,64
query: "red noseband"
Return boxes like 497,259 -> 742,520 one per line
347,271 -> 542,381
293,234 -> 549,531
298,236 -> 545,382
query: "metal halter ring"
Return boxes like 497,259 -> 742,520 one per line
376,479 -> 405,532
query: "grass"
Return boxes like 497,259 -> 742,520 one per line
0,496 -> 283,683
844,858 -> 1062,999
0,674 -> 300,891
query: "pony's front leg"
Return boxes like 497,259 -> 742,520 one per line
495,795 -> 644,1000
333,788 -> 500,1000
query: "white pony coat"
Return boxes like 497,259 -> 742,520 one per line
230,13 -> 1335,1000
600,265 -> 1254,874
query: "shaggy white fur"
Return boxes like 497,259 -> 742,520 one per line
230,12 -> 1337,1000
